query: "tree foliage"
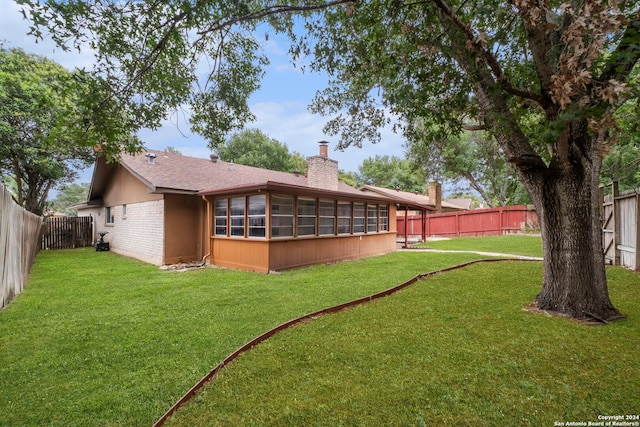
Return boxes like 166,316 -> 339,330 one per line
408,131 -> 530,206
217,128 -> 307,172
356,155 -> 425,193
48,182 -> 90,216
0,48 -> 92,215
601,100 -> 640,191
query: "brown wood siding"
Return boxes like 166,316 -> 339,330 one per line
268,233 -> 396,271
103,164 -> 163,206
163,194 -> 203,264
211,239 -> 270,273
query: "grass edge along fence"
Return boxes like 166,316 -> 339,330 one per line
0,184 -> 43,309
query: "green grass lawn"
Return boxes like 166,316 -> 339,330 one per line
166,263 -> 640,427
415,234 -> 543,258
0,247 -> 482,426
1,236 -> 637,426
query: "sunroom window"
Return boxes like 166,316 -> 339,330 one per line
337,201 -> 352,234
230,197 -> 245,237
379,204 -> 389,231
319,199 -> 336,235
248,195 -> 266,238
297,198 -> 316,236
214,199 -> 228,236
367,203 -> 378,232
271,194 -> 293,237
353,203 -> 365,233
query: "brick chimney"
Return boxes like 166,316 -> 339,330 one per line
307,141 -> 338,191
428,182 -> 442,213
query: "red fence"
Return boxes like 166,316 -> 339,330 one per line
397,205 -> 539,241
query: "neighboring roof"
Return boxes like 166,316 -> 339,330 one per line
88,149 -> 393,203
358,185 -> 467,211
443,198 -> 474,210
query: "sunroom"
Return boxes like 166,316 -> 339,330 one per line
200,182 -> 397,273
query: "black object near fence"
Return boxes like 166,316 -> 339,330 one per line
41,216 -> 93,250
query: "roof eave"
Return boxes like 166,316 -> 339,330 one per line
199,181 -> 395,202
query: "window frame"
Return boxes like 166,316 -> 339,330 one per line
105,206 -> 115,225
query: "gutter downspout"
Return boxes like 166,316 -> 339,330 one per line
201,195 -> 211,263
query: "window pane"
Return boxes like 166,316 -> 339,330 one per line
338,202 -> 351,234
319,199 -> 335,216
379,205 -> 389,231
230,197 -> 245,216
297,198 -> 316,236
367,204 -> 378,232
248,195 -> 266,239
271,195 -> 294,238
353,203 -> 365,233
298,198 -> 316,215
214,199 -> 228,236
230,197 -> 245,237
319,199 -> 335,235
248,194 -> 266,215
105,207 -> 114,224
271,195 -> 294,215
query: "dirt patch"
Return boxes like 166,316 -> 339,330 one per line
160,261 -> 206,272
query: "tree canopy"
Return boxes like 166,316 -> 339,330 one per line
356,155 -> 425,193
408,131 -> 531,206
601,100 -> 640,191
18,0 -> 640,320
217,128 -> 307,172
0,48 -> 95,215
48,182 -> 90,216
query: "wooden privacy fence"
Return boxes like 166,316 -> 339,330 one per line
602,184 -> 639,271
41,216 -> 93,250
0,184 -> 43,309
397,205 -> 539,242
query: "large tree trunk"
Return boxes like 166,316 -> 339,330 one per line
524,132 -> 624,323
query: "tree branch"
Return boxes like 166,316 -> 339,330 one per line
429,0 -> 549,107
598,16 -> 640,84
197,0 -> 353,37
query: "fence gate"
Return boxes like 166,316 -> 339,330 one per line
602,191 -> 616,265
42,216 -> 93,250
602,183 -> 640,271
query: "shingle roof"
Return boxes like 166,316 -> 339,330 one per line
114,149 -> 376,199
359,185 -> 466,211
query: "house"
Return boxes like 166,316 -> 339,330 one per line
77,142 -> 400,273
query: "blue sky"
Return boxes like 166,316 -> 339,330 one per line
0,0 -> 408,182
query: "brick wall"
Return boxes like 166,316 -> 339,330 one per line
79,199 -> 165,265
307,155 -> 339,191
